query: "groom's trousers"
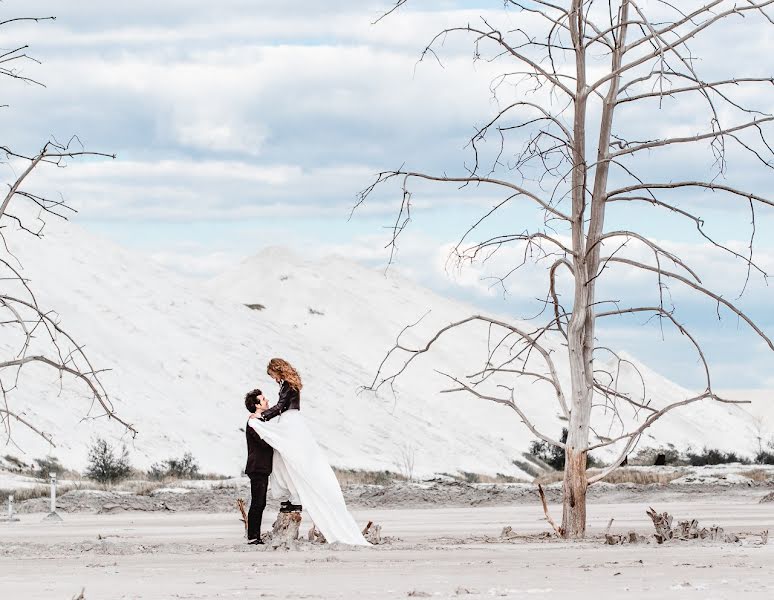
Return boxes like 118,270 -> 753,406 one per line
247,473 -> 269,540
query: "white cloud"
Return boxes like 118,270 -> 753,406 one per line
1,0 -> 772,390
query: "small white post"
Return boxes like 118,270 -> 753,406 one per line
49,473 -> 56,513
1,494 -> 20,523
43,471 -> 63,522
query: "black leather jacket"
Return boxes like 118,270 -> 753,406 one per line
260,381 -> 300,421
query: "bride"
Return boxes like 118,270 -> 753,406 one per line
247,358 -> 369,546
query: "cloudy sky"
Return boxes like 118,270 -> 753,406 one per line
3,0 -> 773,391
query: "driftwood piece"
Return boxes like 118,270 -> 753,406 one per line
604,518 -> 614,535
605,530 -> 646,545
537,484 -> 563,537
308,524 -> 326,544
646,507 -> 674,543
268,511 -> 301,548
236,498 -> 248,536
362,520 -> 382,544
500,526 -> 519,540
646,507 -> 741,544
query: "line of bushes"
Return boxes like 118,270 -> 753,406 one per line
3,439 -> 221,486
85,438 -> 207,483
526,433 -> 774,470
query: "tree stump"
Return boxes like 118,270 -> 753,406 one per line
268,511 -> 301,548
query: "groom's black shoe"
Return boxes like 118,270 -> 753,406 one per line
247,538 -> 264,545
280,501 -> 302,513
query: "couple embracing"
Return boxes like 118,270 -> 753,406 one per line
243,358 -> 368,546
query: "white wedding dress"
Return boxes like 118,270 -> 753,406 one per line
248,409 -> 369,546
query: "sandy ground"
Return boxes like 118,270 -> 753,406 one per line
2,498 -> 774,599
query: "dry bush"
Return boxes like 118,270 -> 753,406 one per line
130,468 -> 228,484
598,469 -> 682,485
0,484 -> 77,503
442,471 -> 528,484
334,468 -> 404,486
741,469 -> 772,482
535,467 -> 682,485
121,481 -> 164,496
476,473 -> 529,484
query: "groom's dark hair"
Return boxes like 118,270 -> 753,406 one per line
244,388 -> 263,413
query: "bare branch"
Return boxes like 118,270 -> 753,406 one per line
365,314 -> 569,419
373,0 -> 408,25
617,76 -> 774,106
0,408 -> 54,445
600,258 -> 774,351
356,170 -> 571,222
607,181 -> 774,209
589,231 -> 702,283
610,117 -> 774,159
438,371 -> 564,448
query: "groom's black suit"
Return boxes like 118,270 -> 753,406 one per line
245,422 -> 274,540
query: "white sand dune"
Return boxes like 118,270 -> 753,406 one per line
0,211 -> 761,477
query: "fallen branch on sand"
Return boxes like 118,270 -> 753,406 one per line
605,530 -> 648,545
236,498 -> 248,535
537,484 -> 564,537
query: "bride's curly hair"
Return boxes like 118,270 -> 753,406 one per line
267,358 -> 303,391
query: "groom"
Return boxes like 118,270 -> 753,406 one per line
244,389 -> 273,544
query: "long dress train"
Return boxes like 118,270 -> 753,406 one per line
248,410 -> 369,546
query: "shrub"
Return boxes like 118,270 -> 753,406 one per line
755,450 -> 774,465
512,458 -> 541,478
30,456 -> 64,479
528,428 -> 602,471
686,447 -> 750,466
3,454 -> 27,471
529,429 -> 567,470
461,471 -> 480,483
149,452 -> 200,480
630,445 -> 685,466
85,438 -> 131,484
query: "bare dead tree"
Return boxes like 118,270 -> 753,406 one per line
0,14 -> 135,450
398,441 -> 416,481
357,1 -> 773,538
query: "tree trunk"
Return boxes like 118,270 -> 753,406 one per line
562,0 -> 592,540
563,308 -> 593,538
268,511 -> 301,548
561,445 -> 588,538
